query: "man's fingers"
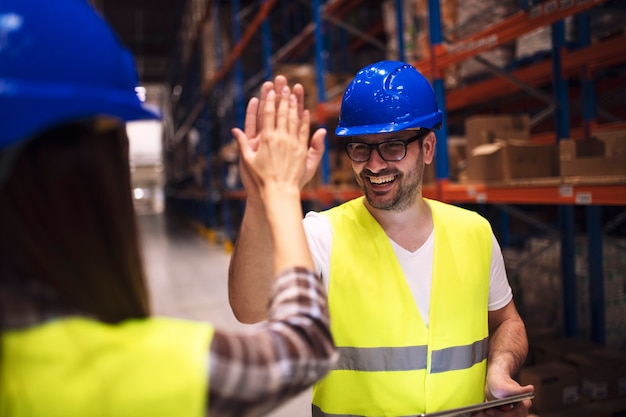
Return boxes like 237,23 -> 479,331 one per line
243,97 -> 259,138
299,109 -> 312,144
274,75 -> 287,100
293,83 -> 305,117
310,127 -> 327,154
231,127 -> 252,160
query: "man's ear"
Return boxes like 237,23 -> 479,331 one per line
422,132 -> 436,164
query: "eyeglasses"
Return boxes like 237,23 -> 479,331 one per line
344,131 -> 429,162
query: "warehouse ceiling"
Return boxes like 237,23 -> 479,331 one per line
90,0 -> 385,86
91,0 -> 186,85
91,0 -> 265,86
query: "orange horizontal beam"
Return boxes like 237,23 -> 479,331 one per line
531,122 -> 626,143
440,182 -> 626,206
174,0 -> 279,144
562,34 -> 626,73
445,59 -> 554,111
281,0 -> 366,61
176,0 -> 369,143
446,33 -> 626,111
318,34 -> 626,121
413,0 -> 607,76
224,180 -> 626,206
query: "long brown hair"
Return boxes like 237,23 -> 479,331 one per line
0,120 -> 151,326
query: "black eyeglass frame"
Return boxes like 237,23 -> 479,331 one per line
344,130 -> 431,162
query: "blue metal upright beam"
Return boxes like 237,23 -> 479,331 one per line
552,20 -> 577,337
578,13 -> 596,139
587,206 -> 605,345
427,0 -> 449,182
395,0 -> 405,62
223,0 -> 245,244
232,0 -> 245,128
551,21 -> 570,141
500,210 -> 510,249
204,105 -> 217,231
261,0 -> 273,81
339,26 -> 348,73
313,0 -> 330,186
577,11 -> 605,345
559,204 -> 577,337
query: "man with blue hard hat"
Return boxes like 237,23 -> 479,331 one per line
229,60 -> 534,416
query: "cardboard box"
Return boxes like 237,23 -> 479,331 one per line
530,337 -> 600,364
464,115 -> 557,182
591,129 -> 626,157
588,347 -> 626,399
448,136 -> 467,182
467,139 -> 558,182
563,352 -> 612,401
326,149 -> 356,187
519,362 -> 580,413
465,114 -> 530,153
420,137 -> 466,183
560,136 -> 626,177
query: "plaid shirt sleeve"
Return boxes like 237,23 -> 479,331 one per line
207,266 -> 338,416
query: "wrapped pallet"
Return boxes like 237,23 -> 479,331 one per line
455,0 -> 516,82
381,0 -> 458,87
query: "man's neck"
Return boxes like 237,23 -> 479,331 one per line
365,196 -> 434,252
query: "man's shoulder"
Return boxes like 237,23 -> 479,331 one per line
427,199 -> 490,229
320,197 -> 363,217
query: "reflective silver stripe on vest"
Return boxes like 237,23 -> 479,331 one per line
431,336 -> 489,373
334,337 -> 488,373
336,346 -> 428,372
312,404 -> 422,417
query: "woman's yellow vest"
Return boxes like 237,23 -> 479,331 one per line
1,317 -> 214,417
312,198 -> 492,416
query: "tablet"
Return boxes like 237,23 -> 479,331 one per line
418,392 -> 535,417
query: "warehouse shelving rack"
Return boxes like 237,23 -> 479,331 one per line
165,0 -> 626,346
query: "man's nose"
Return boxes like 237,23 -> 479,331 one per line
366,147 -> 389,171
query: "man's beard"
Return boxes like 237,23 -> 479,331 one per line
358,153 -> 424,212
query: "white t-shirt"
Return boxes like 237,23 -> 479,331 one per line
303,211 -> 513,326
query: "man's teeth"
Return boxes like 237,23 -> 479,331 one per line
369,175 -> 395,184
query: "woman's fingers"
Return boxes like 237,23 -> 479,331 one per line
276,86 -> 291,133
262,90 -> 277,140
256,81 -> 274,131
254,76 -> 306,139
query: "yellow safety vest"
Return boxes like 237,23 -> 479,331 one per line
312,198 -> 492,416
1,317 -> 214,417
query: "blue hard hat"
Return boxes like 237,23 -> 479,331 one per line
0,0 -> 160,150
335,60 -> 442,136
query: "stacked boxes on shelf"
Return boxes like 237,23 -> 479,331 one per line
519,361 -> 582,413
520,337 -> 626,414
464,114 -> 559,183
454,0 -> 517,83
381,0 -> 458,87
560,129 -> 626,178
515,236 -> 626,351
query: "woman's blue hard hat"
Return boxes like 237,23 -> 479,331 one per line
0,0 -> 160,150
